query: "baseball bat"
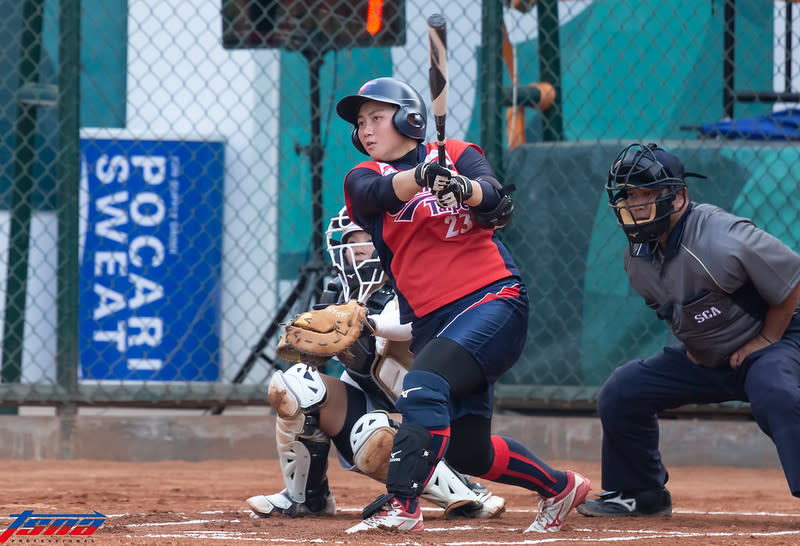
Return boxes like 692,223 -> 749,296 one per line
427,14 -> 448,167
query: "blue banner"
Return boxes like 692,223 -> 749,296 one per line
79,138 -> 224,381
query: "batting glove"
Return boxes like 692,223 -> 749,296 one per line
414,160 -> 453,191
436,175 -> 474,209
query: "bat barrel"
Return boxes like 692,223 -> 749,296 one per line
427,14 -> 448,166
427,13 -> 446,28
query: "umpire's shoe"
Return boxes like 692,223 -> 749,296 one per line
577,487 -> 672,517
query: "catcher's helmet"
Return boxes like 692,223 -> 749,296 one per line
336,77 -> 427,155
326,206 -> 386,303
606,143 -> 701,245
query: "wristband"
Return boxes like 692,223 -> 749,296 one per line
413,163 -> 425,187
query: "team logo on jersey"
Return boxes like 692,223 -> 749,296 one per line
393,191 -> 465,223
375,161 -> 401,176
422,148 -> 454,169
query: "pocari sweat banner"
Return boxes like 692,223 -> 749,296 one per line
79,138 -> 224,381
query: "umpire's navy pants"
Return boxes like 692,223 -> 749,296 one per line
597,313 -> 800,497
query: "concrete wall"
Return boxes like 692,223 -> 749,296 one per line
0,413 -> 779,469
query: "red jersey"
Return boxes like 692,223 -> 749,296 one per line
344,140 -> 519,322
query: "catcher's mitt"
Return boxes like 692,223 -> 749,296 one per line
276,300 -> 373,367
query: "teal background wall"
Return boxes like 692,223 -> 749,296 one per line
276,0 -> 776,278
43,0 -> 127,128
277,49 -> 393,276
500,141 -> 800,391
469,0 -> 773,144
0,0 -> 126,209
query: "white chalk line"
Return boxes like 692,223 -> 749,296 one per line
109,507 -> 800,521
140,533 -> 334,543
442,529 -> 800,545
115,506 -> 800,544
137,528 -> 800,546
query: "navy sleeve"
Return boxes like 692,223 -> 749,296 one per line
345,167 -> 405,224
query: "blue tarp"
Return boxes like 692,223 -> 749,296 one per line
699,108 -> 800,140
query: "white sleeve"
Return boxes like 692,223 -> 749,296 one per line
368,296 -> 412,341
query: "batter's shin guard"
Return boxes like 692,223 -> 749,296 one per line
386,423 -> 450,499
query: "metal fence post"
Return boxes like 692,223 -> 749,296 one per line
57,0 -> 81,413
2,0 -> 45,397
537,0 -> 564,141
480,0 -> 504,180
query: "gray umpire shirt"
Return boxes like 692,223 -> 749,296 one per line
625,203 -> 800,368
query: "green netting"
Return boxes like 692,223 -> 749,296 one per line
0,0 -> 797,410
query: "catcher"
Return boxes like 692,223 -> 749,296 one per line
246,207 -> 505,519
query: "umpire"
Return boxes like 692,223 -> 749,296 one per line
579,143 -> 800,517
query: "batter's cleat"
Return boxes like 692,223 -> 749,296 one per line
246,489 -> 336,518
346,496 -> 424,533
577,486 -> 672,517
524,471 -> 591,533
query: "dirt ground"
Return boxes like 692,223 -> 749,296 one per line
1,458 -> 798,545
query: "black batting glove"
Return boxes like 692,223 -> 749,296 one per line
414,160 -> 453,191
436,175 -> 474,209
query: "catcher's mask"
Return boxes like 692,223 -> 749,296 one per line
606,143 -> 705,245
326,207 -> 386,303
336,77 -> 427,155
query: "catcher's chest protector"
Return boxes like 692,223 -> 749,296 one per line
341,285 -> 412,403
372,337 -> 412,401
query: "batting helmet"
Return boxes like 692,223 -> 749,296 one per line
336,77 -> 427,155
606,143 -> 702,245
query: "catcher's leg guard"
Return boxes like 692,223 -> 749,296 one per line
350,410 -> 398,482
268,363 -> 327,419
256,365 -> 334,516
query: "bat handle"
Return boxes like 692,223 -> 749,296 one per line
437,144 -> 446,167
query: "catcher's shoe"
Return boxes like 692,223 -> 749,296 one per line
524,471 -> 591,533
445,480 -> 506,519
246,489 -> 336,518
345,496 -> 423,533
470,481 -> 507,518
577,486 -> 672,517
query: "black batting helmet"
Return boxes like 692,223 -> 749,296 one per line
336,77 -> 427,155
606,143 -> 704,245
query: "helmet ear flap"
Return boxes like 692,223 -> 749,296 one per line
393,107 -> 424,138
351,126 -> 367,155
351,109 -> 423,156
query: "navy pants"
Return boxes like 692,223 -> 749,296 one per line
409,277 -> 529,422
597,313 -> 800,497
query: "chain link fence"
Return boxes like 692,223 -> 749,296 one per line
0,0 -> 798,411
